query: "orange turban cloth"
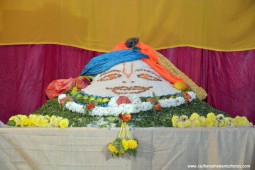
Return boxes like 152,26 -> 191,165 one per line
112,40 -> 187,87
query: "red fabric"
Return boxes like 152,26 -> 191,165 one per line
45,78 -> 76,99
0,45 -> 254,124
45,76 -> 91,99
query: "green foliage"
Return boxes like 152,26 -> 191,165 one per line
33,99 -> 228,127
113,138 -> 125,156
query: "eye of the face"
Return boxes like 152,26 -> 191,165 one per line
97,73 -> 122,81
137,73 -> 162,81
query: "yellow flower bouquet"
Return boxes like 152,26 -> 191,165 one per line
108,113 -> 139,158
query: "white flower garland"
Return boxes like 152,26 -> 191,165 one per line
58,92 -> 197,116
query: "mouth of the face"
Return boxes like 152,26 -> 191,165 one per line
106,86 -> 153,95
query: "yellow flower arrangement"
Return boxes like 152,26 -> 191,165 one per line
190,112 -> 199,121
108,113 -> 139,158
108,143 -> 119,154
198,116 -> 206,127
7,114 -> 69,128
192,119 -> 201,127
224,117 -> 232,126
205,118 -> 214,127
121,139 -> 129,151
172,113 -> 253,128
59,119 -> 69,128
190,113 -> 201,127
173,115 -> 191,128
207,112 -> 216,119
206,113 -> 218,127
171,115 -> 179,127
127,139 -> 138,149
232,116 -> 252,127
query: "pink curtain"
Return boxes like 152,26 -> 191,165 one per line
160,48 -> 255,121
0,45 -> 254,124
0,45 -> 102,123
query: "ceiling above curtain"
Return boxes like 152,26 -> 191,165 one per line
0,0 -> 255,52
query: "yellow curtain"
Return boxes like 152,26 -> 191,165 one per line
0,0 -> 255,52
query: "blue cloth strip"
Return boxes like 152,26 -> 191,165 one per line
80,50 -> 148,76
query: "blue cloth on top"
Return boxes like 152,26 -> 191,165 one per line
80,50 -> 148,76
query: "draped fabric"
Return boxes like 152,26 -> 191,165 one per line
80,50 -> 148,76
0,45 -> 102,123
0,45 -> 254,124
160,48 -> 255,120
1,0 -> 255,52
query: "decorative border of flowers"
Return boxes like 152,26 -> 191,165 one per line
58,91 -> 196,116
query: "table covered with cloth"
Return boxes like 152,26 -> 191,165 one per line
0,127 -> 254,170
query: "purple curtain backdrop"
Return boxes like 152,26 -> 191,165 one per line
0,45 -> 254,124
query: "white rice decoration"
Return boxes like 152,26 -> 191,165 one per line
82,60 -> 181,97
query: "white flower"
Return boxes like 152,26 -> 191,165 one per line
58,94 -> 67,103
158,97 -> 186,108
138,102 -> 153,111
120,104 -> 135,113
65,102 -> 85,114
158,99 -> 171,108
92,107 -> 106,116
65,101 -> 72,109
175,97 -> 185,106
216,114 -> 225,121
108,97 -> 118,107
187,91 -> 196,101
167,98 -> 176,106
128,95 -> 142,104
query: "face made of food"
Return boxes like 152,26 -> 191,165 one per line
82,60 -> 180,97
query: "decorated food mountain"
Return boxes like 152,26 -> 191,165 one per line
34,38 -> 229,127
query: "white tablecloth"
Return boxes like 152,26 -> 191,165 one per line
0,127 -> 254,170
